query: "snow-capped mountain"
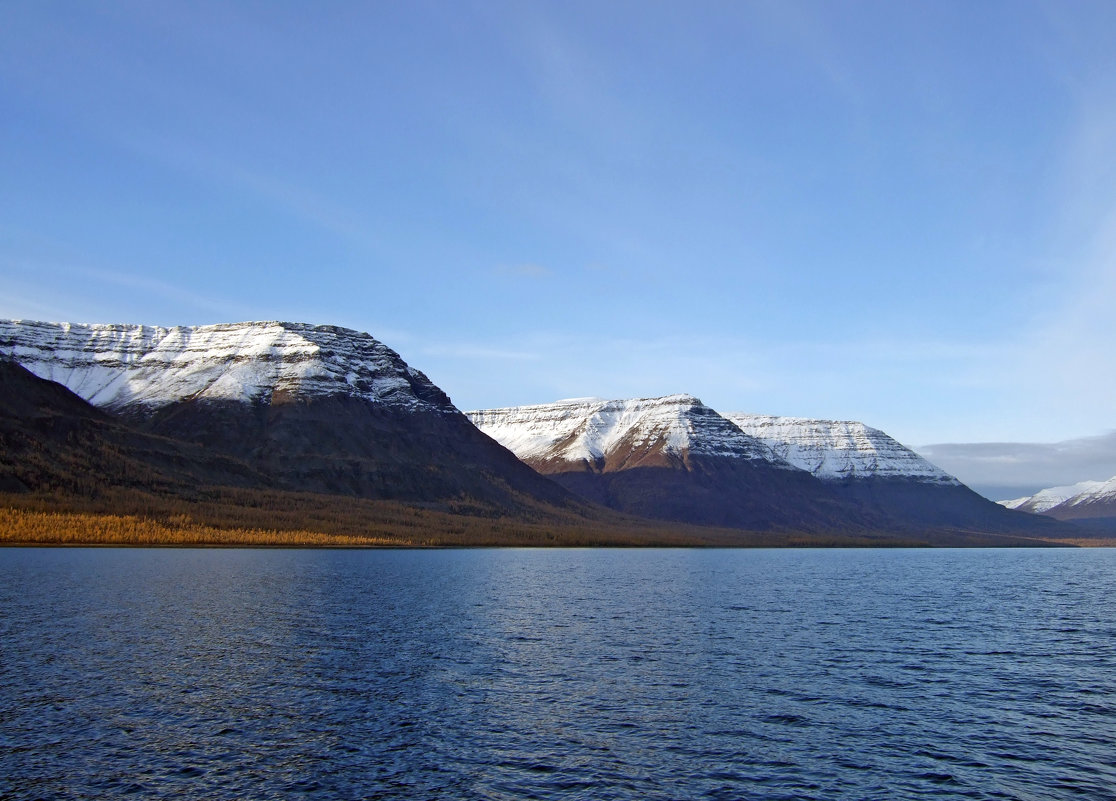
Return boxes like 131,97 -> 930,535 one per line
1001,476 -> 1116,522
0,319 -> 1072,539
718,412 -> 1042,531
723,414 -> 960,484
1055,476 -> 1116,510
0,320 -> 448,413
469,395 -> 854,531
471,396 -> 1057,536
998,480 -> 1105,514
469,395 -> 794,471
0,319 -> 571,509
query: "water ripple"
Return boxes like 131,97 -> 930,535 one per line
2,547 -> 1116,800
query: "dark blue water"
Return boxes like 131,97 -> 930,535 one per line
2,548 -> 1116,800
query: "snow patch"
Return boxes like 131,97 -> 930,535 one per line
0,319 -> 448,413
469,395 -> 790,467
1004,477 -> 1116,513
724,413 -> 960,484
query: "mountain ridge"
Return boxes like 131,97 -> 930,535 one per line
471,396 -> 1064,536
1000,476 -> 1116,523
471,396 -> 891,532
0,318 -> 1079,544
0,319 -> 575,512
468,395 -> 795,471
0,319 -> 451,412
723,413 -> 958,484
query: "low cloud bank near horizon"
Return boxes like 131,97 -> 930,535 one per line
917,432 -> 1116,502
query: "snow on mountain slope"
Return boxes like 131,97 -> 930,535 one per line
468,395 -> 869,532
471,397 -> 1058,535
1057,476 -> 1116,509
723,413 -> 960,484
0,319 -> 588,509
1002,477 -> 1116,518
997,480 -> 1106,513
468,395 -> 794,469
0,320 -> 449,413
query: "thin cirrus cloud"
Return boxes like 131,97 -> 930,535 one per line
419,330 -> 1014,428
419,342 -> 542,362
3,1 -> 1116,473
494,264 -> 554,279
75,266 -> 251,321
0,255 -> 251,326
1007,121 -> 1116,441
114,128 -> 387,253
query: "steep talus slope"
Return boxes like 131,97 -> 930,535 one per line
0,320 -> 573,511
469,396 -> 866,531
725,412 -> 1059,533
0,360 -> 263,495
0,360 -> 761,546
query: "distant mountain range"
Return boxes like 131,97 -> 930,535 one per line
0,319 -> 1076,545
468,395 -> 1057,537
1000,477 -> 1116,529
468,395 -> 855,532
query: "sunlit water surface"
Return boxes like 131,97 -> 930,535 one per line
2,547 -> 1115,800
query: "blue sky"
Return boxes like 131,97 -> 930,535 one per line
3,1 -> 1115,464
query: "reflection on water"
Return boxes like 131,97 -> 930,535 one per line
2,547 -> 1116,799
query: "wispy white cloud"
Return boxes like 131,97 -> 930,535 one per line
420,343 -> 541,362
493,263 -> 553,279
415,328 -> 1026,440
0,252 -> 253,325
748,0 -> 864,106
113,128 -> 387,253
991,68 -> 1116,441
72,265 -> 251,321
0,291 -> 83,324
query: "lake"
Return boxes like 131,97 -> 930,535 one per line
2,547 -> 1115,800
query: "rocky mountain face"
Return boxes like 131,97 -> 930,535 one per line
0,318 -> 1072,540
0,319 -> 451,412
1001,477 -> 1116,525
469,395 -> 796,472
720,412 -> 1023,530
0,320 -> 573,511
469,395 -> 877,532
471,397 -> 1062,536
723,414 -> 958,484
0,359 -> 264,496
